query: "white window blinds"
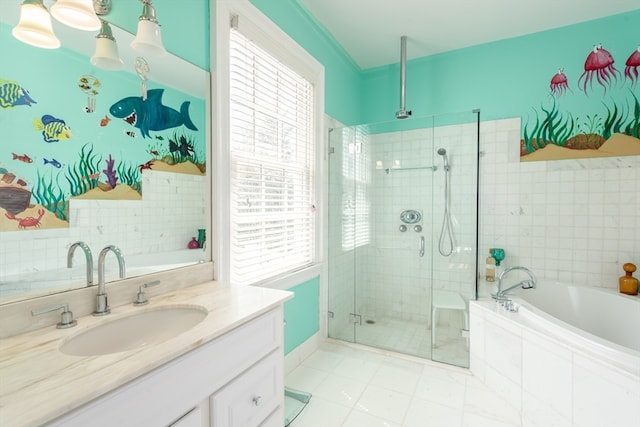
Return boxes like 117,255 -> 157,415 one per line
229,26 -> 316,286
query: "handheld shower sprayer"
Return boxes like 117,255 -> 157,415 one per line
437,147 -> 454,256
437,148 -> 450,171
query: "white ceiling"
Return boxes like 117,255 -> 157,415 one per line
298,0 -> 639,69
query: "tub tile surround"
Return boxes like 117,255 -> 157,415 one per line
0,273 -> 293,427
478,117 -> 639,291
470,301 -> 640,427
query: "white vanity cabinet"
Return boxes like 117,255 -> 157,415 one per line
46,307 -> 285,427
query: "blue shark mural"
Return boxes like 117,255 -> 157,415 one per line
109,89 -> 198,138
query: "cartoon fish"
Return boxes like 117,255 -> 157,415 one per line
12,153 -> 33,163
169,136 -> 195,157
80,172 -> 100,181
0,79 -> 37,109
124,131 -> 136,138
109,89 -> 198,139
33,114 -> 72,143
100,115 -> 111,127
155,135 -> 164,141
148,149 -> 159,156
43,158 -> 62,168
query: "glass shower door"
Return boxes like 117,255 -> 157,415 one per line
327,111 -> 479,369
328,119 -> 436,360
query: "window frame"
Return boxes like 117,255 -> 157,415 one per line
215,0 -> 325,287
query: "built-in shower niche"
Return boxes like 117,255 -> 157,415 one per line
327,111 -> 479,368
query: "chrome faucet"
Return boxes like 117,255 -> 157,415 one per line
67,241 -> 94,287
492,265 -> 536,301
95,245 -> 126,316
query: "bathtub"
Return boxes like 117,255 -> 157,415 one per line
470,280 -> 640,427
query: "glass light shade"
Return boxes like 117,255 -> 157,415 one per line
12,1 -> 61,49
131,19 -> 166,56
91,37 -> 124,70
50,0 -> 101,31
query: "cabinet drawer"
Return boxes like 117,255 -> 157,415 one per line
211,351 -> 282,427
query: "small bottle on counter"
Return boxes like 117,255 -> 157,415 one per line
486,249 -> 496,282
619,263 -> 638,295
188,237 -> 199,249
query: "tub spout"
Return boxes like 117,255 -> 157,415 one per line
492,266 -> 536,301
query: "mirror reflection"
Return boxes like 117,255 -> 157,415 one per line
0,5 -> 210,305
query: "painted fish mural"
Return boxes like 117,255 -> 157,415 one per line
43,158 -> 62,168
12,153 -> 33,163
109,89 -> 198,139
0,78 -> 36,108
34,114 -> 72,143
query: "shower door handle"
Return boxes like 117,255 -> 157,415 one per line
419,236 -> 425,257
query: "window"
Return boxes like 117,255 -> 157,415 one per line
228,22 -> 318,286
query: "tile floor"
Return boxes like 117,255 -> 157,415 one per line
285,340 -> 522,427
332,315 -> 470,368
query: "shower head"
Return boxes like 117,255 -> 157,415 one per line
437,148 -> 450,171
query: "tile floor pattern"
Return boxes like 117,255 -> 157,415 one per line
286,341 -> 522,427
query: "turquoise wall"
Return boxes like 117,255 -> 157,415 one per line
361,10 -> 640,124
283,276 -> 320,355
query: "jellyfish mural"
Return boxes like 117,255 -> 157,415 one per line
549,69 -> 570,96
578,44 -> 620,95
624,46 -> 640,87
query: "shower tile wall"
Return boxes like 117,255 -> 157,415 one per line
0,170 -> 206,284
360,122 -> 478,325
478,118 -> 640,292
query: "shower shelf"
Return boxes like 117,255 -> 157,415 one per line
383,165 -> 437,174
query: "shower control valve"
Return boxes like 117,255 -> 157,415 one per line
399,225 -> 407,232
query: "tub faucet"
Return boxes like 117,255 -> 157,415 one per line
492,265 -> 536,301
95,245 -> 126,316
67,241 -> 93,287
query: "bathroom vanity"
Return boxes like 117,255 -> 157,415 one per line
0,280 -> 292,427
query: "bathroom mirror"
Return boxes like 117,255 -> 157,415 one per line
0,10 -> 211,305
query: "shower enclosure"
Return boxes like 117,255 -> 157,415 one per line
327,111 -> 479,368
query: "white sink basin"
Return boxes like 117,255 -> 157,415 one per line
60,305 -> 208,356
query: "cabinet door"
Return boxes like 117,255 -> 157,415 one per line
169,407 -> 203,427
211,351 -> 282,427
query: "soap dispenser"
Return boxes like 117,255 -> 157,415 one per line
619,263 -> 638,295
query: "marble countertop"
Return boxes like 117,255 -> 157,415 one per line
0,281 -> 293,427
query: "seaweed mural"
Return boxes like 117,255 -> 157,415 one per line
117,162 -> 141,194
522,93 -> 640,158
66,144 -> 102,197
32,170 -> 68,221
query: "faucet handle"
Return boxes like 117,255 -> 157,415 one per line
32,303 -> 77,329
133,280 -> 161,306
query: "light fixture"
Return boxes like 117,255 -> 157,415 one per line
90,20 -> 124,70
130,0 -> 166,56
50,0 -> 101,31
12,0 -> 61,49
